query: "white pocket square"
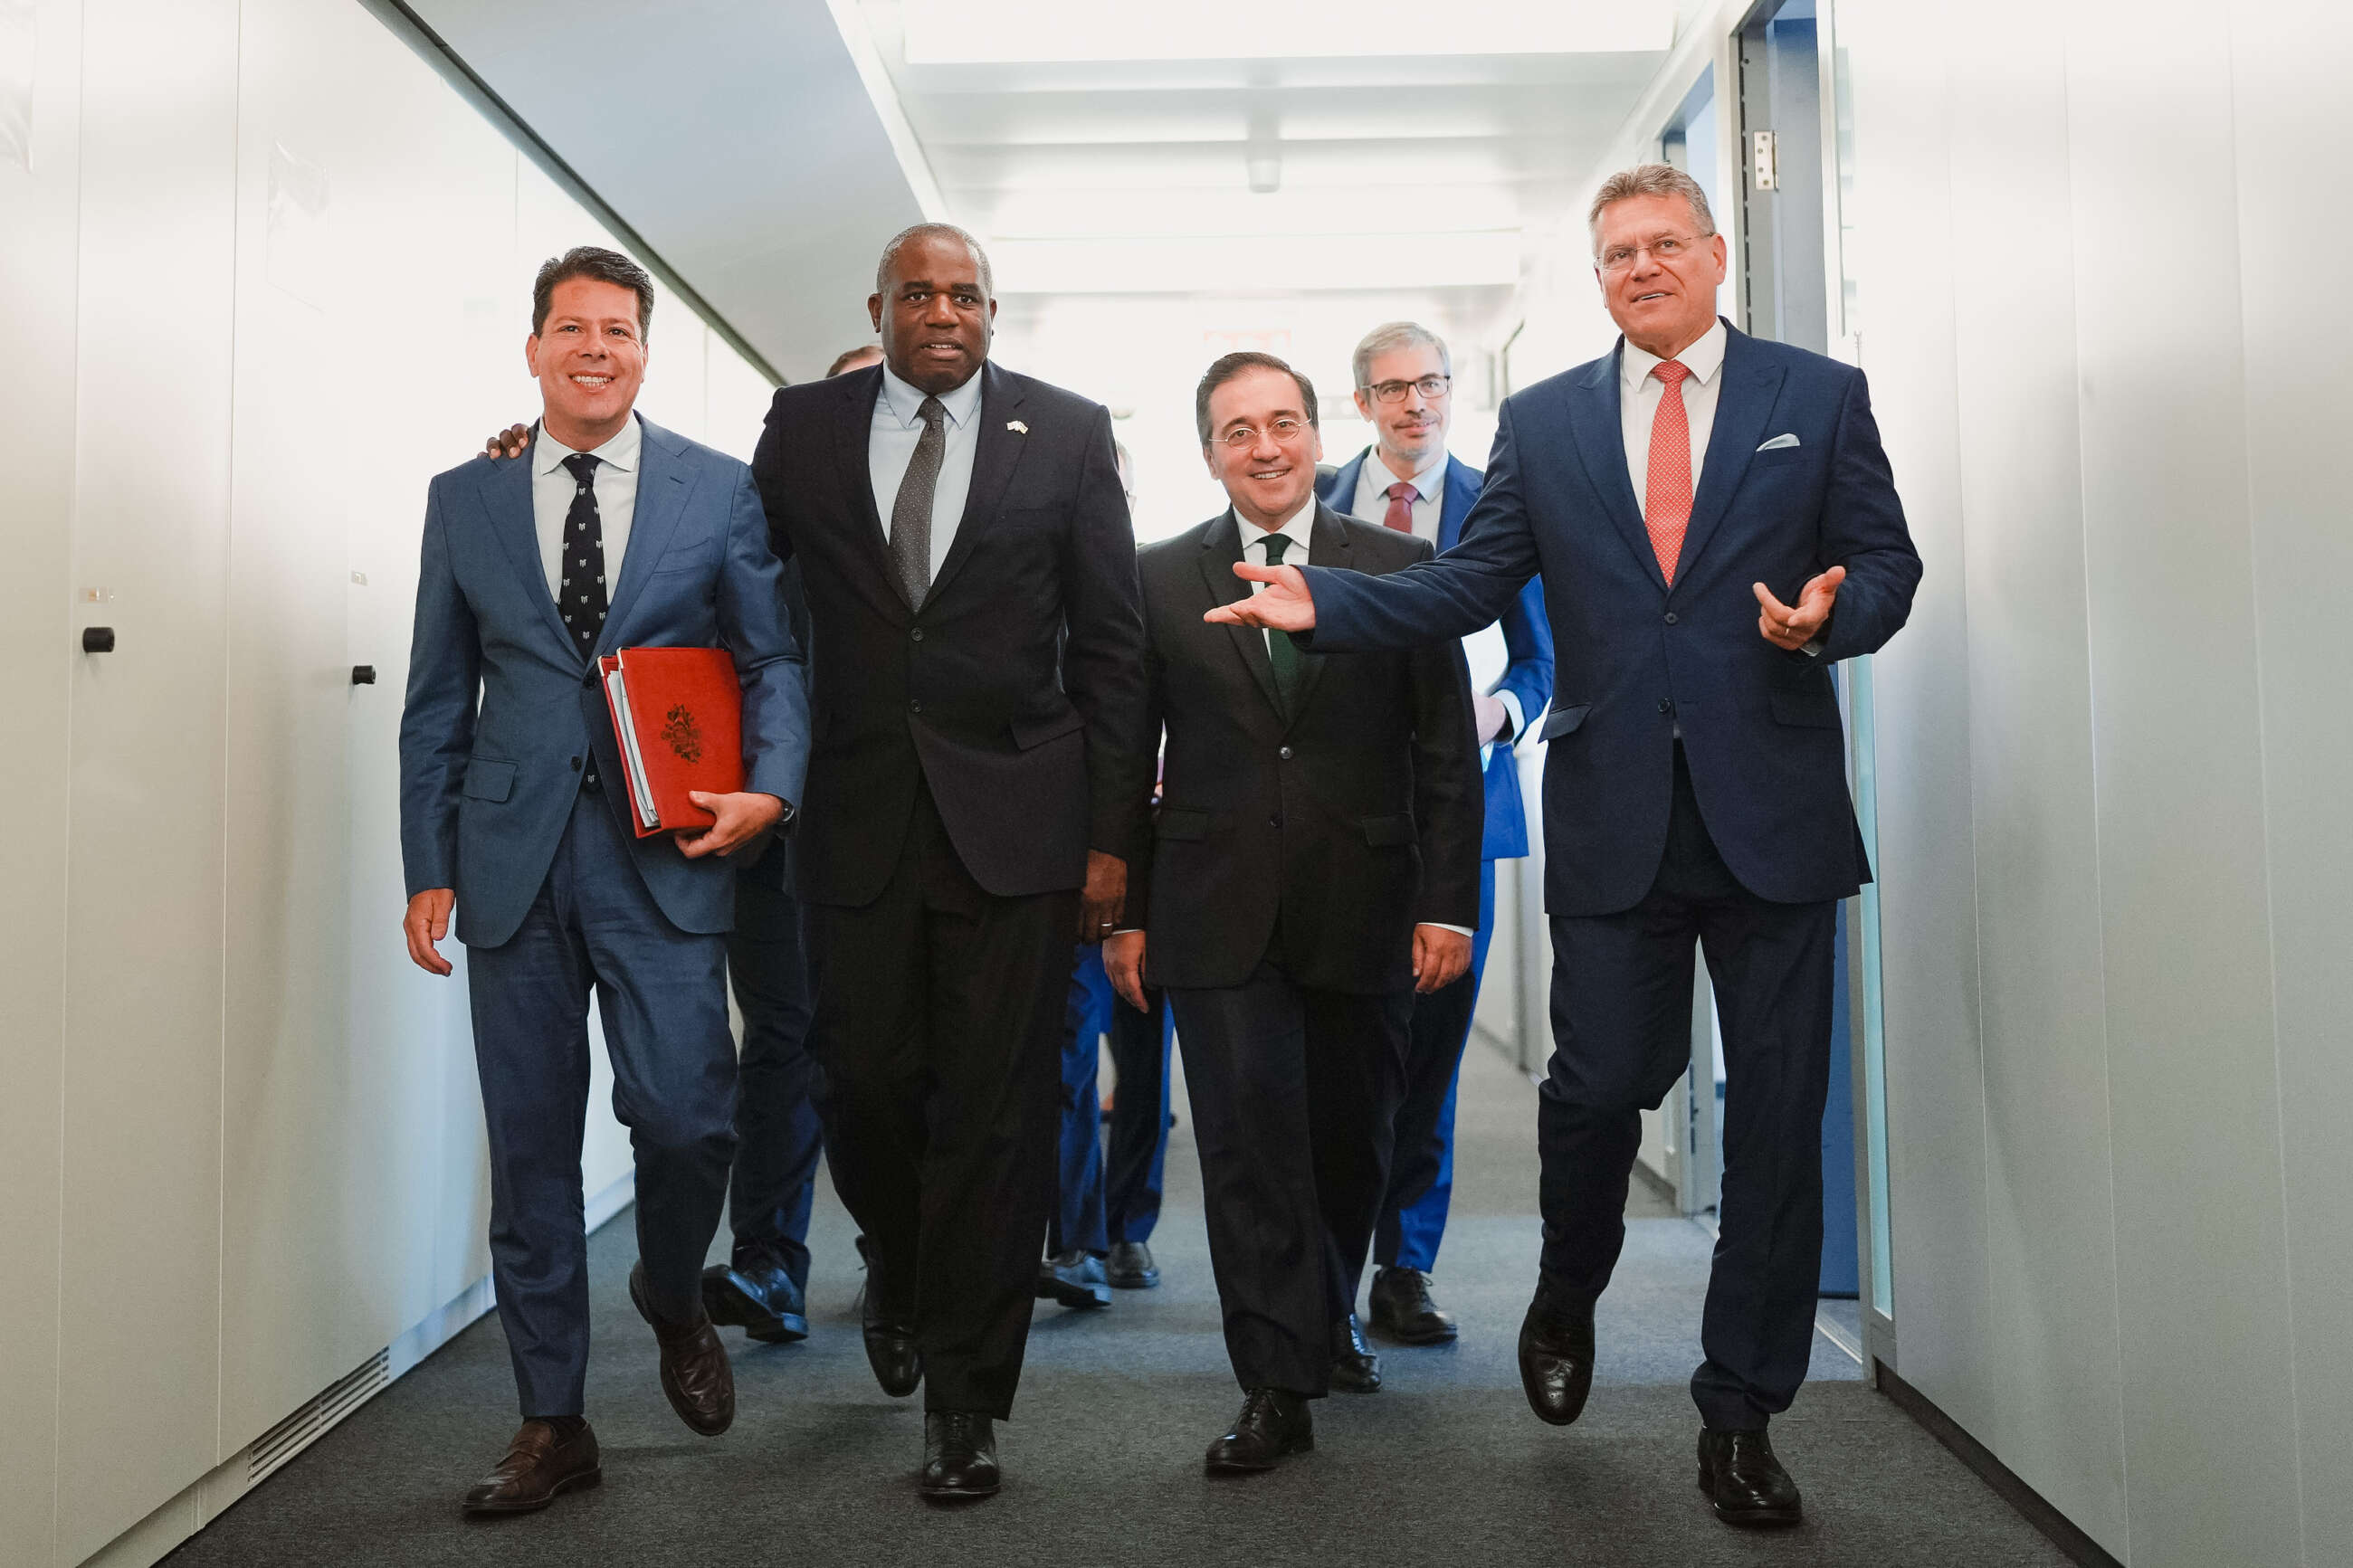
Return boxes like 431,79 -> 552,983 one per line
1757,432 -> 1800,451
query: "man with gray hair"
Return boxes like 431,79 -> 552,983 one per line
1210,163 -> 1921,1528
1318,322 -> 1552,1359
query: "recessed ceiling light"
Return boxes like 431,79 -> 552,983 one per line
898,1 -> 1672,63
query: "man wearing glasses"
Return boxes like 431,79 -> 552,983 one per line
1104,351 -> 1481,1473
1319,325 -> 1552,1359
1210,165 -> 1920,1527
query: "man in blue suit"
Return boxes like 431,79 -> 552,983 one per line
1213,166 -> 1920,1528
1318,321 -> 1552,1351
399,247 -> 810,1516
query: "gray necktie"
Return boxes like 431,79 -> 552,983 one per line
889,395 -> 947,607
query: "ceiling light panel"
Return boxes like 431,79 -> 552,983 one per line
898,1 -> 1673,63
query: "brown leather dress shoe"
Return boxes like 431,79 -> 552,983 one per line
630,1261 -> 735,1436
460,1420 -> 601,1516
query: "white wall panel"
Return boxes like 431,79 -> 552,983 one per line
0,3 -> 83,1561
1941,5 -> 2127,1550
54,0 -> 239,1557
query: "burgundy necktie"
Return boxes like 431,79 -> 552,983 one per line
1644,360 -> 1694,584
1382,481 -> 1417,534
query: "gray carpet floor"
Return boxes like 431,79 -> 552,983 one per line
167,1040 -> 2066,1567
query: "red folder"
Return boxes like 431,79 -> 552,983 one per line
597,647 -> 744,838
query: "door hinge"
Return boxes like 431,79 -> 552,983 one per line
1750,129 -> 1779,191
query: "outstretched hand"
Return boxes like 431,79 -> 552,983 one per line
1204,562 -> 1318,632
1753,565 -> 1845,651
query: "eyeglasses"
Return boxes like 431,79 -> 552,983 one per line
1217,417 -> 1312,449
1596,232 -> 1713,273
1364,375 -> 1452,404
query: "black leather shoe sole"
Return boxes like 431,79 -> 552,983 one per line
1370,1308 -> 1458,1346
1698,1468 -> 1804,1527
1038,1274 -> 1112,1310
461,1465 -> 600,1517
919,1469 -> 1002,1501
1205,1429 -> 1313,1475
701,1265 -> 810,1343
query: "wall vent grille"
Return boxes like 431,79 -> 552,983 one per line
247,1348 -> 391,1486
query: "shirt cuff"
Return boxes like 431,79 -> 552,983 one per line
1491,687 -> 1526,744
1424,923 -> 1476,937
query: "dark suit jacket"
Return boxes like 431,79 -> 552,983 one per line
1319,449 -> 1553,860
1121,503 -> 1482,995
398,415 -> 811,946
1301,322 -> 1922,917
751,361 -> 1147,906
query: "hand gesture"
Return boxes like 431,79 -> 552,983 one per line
674,791 -> 785,859
484,423 -> 530,461
1412,924 -> 1472,993
1204,562 -> 1317,632
1753,565 -> 1845,651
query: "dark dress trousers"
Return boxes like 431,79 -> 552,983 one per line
1104,988 -> 1174,1247
1300,323 -> 1922,1430
398,419 -> 811,1417
1124,503 -> 1481,1396
1319,451 -> 1554,1277
752,361 -> 1147,1417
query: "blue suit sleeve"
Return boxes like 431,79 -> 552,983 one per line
1491,572 -> 1553,736
1815,368 -> 1923,663
1301,399 -> 1542,653
716,464 -> 812,808
397,480 -> 479,897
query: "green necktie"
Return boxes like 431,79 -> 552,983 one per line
1259,531 -> 1302,709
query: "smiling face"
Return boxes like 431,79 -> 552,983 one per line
1593,191 -> 1728,359
869,231 -> 995,394
1202,365 -> 1323,531
526,276 -> 647,450
1352,340 -> 1451,478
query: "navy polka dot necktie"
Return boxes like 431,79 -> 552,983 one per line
557,451 -> 608,659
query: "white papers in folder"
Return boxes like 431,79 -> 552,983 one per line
603,661 -> 662,829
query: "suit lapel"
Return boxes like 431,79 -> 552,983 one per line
598,415 -> 689,652
1320,450 -> 1363,512
476,433 -> 578,660
1569,346 -> 1667,593
1284,504 -> 1352,723
1439,455 -> 1479,552
831,364 -> 904,605
1198,510 -> 1286,719
925,362 -> 1025,605
1675,326 -> 1786,589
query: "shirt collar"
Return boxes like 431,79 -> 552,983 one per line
1621,316 -> 1729,391
879,361 -> 985,430
1238,494 -> 1318,556
536,413 -> 642,477
1367,444 -> 1449,500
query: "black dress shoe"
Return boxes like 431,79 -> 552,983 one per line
1697,1427 -> 1804,1527
1106,1240 -> 1160,1288
919,1411 -> 1001,1500
1037,1249 -> 1112,1309
460,1420 -> 601,1516
1517,1283 -> 1595,1426
856,1237 -> 922,1398
628,1264 -> 734,1436
1329,1313 -> 1381,1393
1367,1266 -> 1459,1345
701,1254 -> 809,1344
1205,1388 -> 1314,1474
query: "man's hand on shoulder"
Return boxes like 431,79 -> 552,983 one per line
675,792 -> 786,860
483,423 -> 530,461
405,889 -> 455,976
1205,562 -> 1317,632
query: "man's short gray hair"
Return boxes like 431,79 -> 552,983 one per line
875,222 -> 995,299
1350,321 -> 1451,391
1586,163 -> 1717,254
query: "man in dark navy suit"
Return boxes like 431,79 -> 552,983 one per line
1318,321 -> 1552,1349
1212,165 -> 1921,1528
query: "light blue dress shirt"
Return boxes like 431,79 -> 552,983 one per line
869,362 -> 984,584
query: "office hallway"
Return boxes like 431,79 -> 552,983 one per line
163,1041 -> 2063,1567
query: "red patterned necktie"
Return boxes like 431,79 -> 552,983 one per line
1644,359 -> 1693,584
1382,481 -> 1418,533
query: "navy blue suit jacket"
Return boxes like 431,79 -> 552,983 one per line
1319,449 -> 1552,860
399,415 -> 812,947
1302,325 -> 1921,917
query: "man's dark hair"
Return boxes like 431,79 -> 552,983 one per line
1195,351 -> 1319,445
531,245 -> 654,341
826,345 -> 882,376
874,223 -> 995,299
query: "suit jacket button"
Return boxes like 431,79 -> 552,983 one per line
570,756 -> 582,771
910,627 -> 925,641
909,698 -> 923,714
1658,698 -> 1674,715
1269,813 -> 1282,829
1664,612 -> 1679,625
1278,746 -> 1293,761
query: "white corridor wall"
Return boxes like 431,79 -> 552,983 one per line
0,4 -> 776,1564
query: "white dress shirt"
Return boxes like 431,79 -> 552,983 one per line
1619,316 -> 1729,516
1239,497 -> 1471,938
533,414 -> 642,603
1347,446 -> 1449,544
870,362 -> 983,584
